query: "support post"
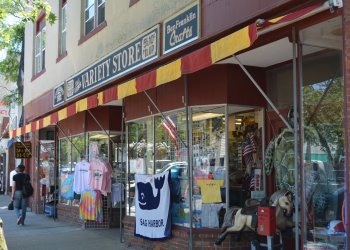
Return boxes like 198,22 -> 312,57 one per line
184,75 -> 193,250
292,27 -> 300,250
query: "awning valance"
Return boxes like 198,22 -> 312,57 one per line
10,2 -> 326,139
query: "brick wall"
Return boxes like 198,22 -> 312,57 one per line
123,216 -> 256,250
57,204 -> 81,225
343,0 -> 350,248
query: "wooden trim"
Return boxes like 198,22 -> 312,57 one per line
31,69 -> 46,82
78,20 -> 107,46
36,10 -> 46,22
129,0 -> 140,7
56,51 -> 68,63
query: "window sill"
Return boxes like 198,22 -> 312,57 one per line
129,0 -> 140,7
31,69 -> 46,82
56,51 -> 68,63
78,21 -> 107,46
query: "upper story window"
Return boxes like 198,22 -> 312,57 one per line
59,0 -> 67,56
84,0 -> 105,36
34,16 -> 46,75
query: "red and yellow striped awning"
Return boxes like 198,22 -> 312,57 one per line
8,3 -> 324,139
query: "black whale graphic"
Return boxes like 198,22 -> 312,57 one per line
137,175 -> 165,210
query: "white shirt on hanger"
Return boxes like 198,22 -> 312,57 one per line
73,160 -> 90,194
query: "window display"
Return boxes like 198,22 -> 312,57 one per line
191,106 -> 225,228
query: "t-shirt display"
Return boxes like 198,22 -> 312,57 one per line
73,160 -> 90,194
197,179 -> 224,203
89,158 -> 112,196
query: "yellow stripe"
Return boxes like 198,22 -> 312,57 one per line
211,26 -> 251,63
9,131 -> 13,138
76,98 -> 88,112
16,128 -> 22,137
58,108 -> 67,121
268,15 -> 286,24
43,116 -> 51,127
156,59 -> 182,86
35,120 -> 40,130
25,124 -> 32,134
98,92 -> 104,105
118,79 -> 137,99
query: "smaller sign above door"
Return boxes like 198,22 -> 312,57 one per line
163,1 -> 200,54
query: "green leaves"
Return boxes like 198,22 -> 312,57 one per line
0,0 -> 56,105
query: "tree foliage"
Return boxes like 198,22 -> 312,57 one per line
303,77 -> 344,165
0,0 -> 56,104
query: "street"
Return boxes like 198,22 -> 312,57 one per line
0,195 -> 134,250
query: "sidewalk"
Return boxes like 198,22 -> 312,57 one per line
0,195 -> 134,250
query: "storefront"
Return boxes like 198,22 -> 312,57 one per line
121,3 -> 347,250
14,0 -> 348,249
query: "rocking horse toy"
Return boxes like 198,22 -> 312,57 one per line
214,190 -> 295,246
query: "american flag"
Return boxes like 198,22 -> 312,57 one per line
161,115 -> 178,150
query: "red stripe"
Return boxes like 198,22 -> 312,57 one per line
103,87 -> 118,104
51,112 -> 58,124
31,121 -> 37,132
67,103 -> 76,117
181,45 -> 212,74
248,23 -> 258,45
136,70 -> 156,93
39,119 -> 44,129
21,127 -> 25,135
87,94 -> 98,109
12,130 -> 16,137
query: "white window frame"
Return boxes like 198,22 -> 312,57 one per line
84,0 -> 105,36
34,20 -> 46,75
60,2 -> 67,55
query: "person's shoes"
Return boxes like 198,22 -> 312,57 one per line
17,216 -> 23,225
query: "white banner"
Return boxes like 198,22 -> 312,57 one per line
135,171 -> 171,239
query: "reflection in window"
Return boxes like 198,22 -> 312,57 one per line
301,19 -> 345,248
127,118 -> 153,216
155,112 -> 189,227
192,106 -> 226,228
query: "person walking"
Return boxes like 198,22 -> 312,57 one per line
11,164 -> 30,226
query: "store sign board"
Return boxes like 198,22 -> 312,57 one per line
163,1 -> 200,54
53,82 -> 65,107
15,142 -> 32,158
66,25 -> 160,101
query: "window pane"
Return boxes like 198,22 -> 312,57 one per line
127,118 -> 154,216
85,5 -> 95,22
85,18 -> 95,35
61,31 -> 66,54
98,0 -> 105,5
192,106 -> 226,228
300,17 -> 345,249
154,112 -> 190,227
62,5 -> 67,31
35,34 -> 41,56
42,50 -> 45,70
85,0 -> 94,9
97,2 -> 105,25
59,138 -> 72,205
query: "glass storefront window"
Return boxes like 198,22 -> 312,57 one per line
301,17 -> 346,249
227,107 -> 264,207
127,118 -> 153,216
88,132 -> 109,161
191,106 -> 225,228
39,140 -> 55,203
59,137 -> 73,205
155,111 -> 189,227
58,131 -> 117,206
